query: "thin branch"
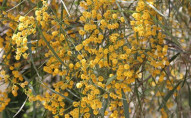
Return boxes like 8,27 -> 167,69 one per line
60,0 -> 71,16
6,0 -> 26,12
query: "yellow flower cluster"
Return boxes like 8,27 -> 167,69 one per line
35,1 -> 50,28
0,91 -> 10,112
131,0 -> 169,78
12,16 -> 36,60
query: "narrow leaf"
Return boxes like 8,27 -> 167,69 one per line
106,75 -> 117,85
169,53 -> 180,63
122,90 -> 130,118
187,82 -> 191,110
158,81 -> 182,110
135,80 -> 142,111
2,0 -> 8,8
181,67 -> 188,88
101,96 -> 109,116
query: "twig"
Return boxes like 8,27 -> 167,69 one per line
60,0 -> 71,17
6,0 -> 26,12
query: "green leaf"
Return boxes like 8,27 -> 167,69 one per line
27,35 -> 32,60
135,80 -> 142,111
187,82 -> 191,110
181,67 -> 188,88
122,90 -> 129,118
66,88 -> 80,99
158,81 -> 182,110
101,96 -> 109,117
2,0 -> 8,8
106,75 -> 117,85
136,32 -> 139,40
169,53 -> 180,63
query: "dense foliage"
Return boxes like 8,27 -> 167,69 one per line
0,0 -> 191,117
